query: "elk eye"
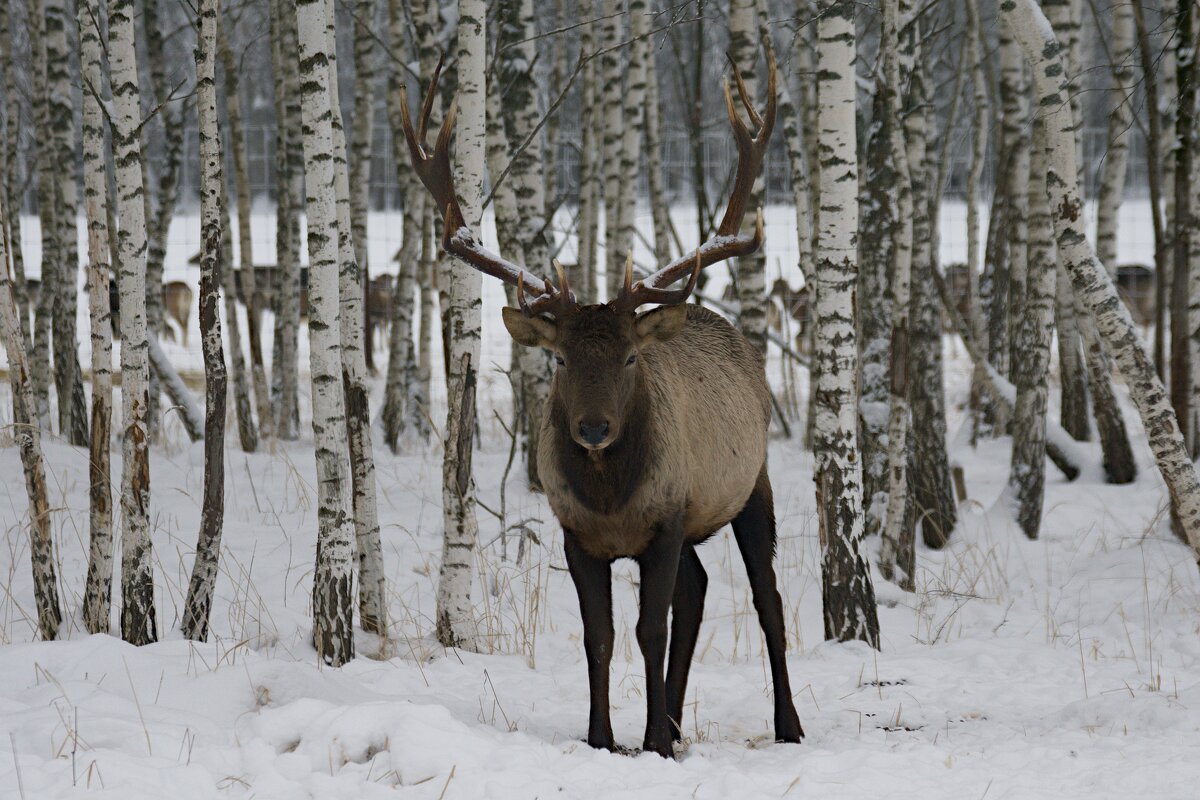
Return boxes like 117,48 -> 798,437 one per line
626,353 -> 637,366
555,354 -> 565,367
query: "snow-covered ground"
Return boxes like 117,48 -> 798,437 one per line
3,200 -> 1199,798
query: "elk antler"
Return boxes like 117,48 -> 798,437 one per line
611,42 -> 777,314
400,55 -> 575,317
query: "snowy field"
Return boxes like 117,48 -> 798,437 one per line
3,200 -> 1199,798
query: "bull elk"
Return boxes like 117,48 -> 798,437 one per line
402,49 -> 801,757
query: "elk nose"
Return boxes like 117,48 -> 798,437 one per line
579,420 -> 610,446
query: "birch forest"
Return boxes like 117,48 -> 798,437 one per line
3,0 -> 1200,792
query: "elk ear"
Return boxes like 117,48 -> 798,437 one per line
502,306 -> 557,348
634,304 -> 688,344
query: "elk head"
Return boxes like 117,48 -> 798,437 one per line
401,47 -> 776,452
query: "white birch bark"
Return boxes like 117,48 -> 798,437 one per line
1007,119 -> 1056,539
1003,0 -> 1200,556
270,0 -> 303,440
30,0 -> 54,431
577,11 -> 600,303
878,0 -> 913,588
111,0 -> 157,645
615,0 -> 649,273
729,0 -> 768,354
324,0 -> 386,637
0,1 -> 29,357
183,0 -> 229,641
79,0 -> 115,635
296,0 -> 357,666
435,0 -> 485,650
644,38 -> 672,268
220,19 -> 273,441
814,0 -> 879,647
45,0 -> 87,446
599,0 -> 623,299
1,198 -> 61,640
350,0 -> 375,373
1171,1 -> 1196,449
1095,1 -> 1134,275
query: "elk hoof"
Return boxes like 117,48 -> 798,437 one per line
586,731 -> 616,752
776,709 -> 804,743
642,731 -> 674,759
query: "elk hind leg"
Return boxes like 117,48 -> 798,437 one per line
731,468 -> 804,743
665,544 -> 706,743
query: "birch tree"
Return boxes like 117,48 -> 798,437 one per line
599,0 -> 623,299
1172,0 -> 1196,445
183,0 -> 229,641
220,17 -> 273,440
219,180 -> 257,453
878,0 -> 915,589
729,0 -> 768,354
814,0 -> 879,648
350,0 -> 376,374
79,0 -> 114,634
111,0 -> 157,645
326,0 -> 386,636
577,10 -> 600,302
1002,0 -> 1200,556
435,0 -> 486,650
271,0 -> 303,440
45,0 -> 87,446
1,201 -> 61,641
0,0 -> 29,356
29,0 -> 51,430
1008,119 -> 1056,539
296,0 -> 357,665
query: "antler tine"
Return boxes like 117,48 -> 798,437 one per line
552,259 -> 577,311
401,54 -> 569,316
623,253 -> 634,295
617,43 -> 777,309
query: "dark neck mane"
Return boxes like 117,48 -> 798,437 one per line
550,376 -> 653,516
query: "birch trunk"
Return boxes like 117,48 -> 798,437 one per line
729,0 -> 768,354
1,220 -> 61,641
1171,0 -> 1196,446
183,0 -> 229,641
30,0 -> 53,430
879,0 -> 915,589
435,0 -> 486,650
1094,1 -> 1134,277
220,18 -> 273,440
0,1 -> 29,356
1003,0 -> 1200,556
271,0 -> 303,440
858,87 -> 895,546
643,39 -> 672,268
221,177 -> 258,453
45,0 -> 87,446
350,0 -> 376,374
499,0 -> 554,491
615,0 -> 648,269
1008,119 -> 1056,539
577,11 -> 600,303
600,0 -> 623,299
79,0 -> 114,634
814,0 -> 879,647
414,208 -> 436,438
297,0 -> 357,665
326,0 -> 386,636
111,0 -> 157,646
381,0 -> 418,451
1000,34 -> 1030,380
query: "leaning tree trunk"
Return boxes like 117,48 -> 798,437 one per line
878,0 -> 915,589
79,0 -> 115,634
45,0 -> 87,446
111,0 -> 157,646
814,0 -> 880,648
1,204 -> 61,640
296,0 -> 357,666
1003,0 -> 1200,556
435,0 -> 486,651
270,0 -> 303,440
182,0 -> 229,641
729,0 -> 769,354
499,0 -> 554,491
1008,119 -> 1056,540
220,17 -> 273,440
326,0 -> 386,636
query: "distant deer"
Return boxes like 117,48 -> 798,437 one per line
403,50 -> 802,757
162,281 -> 193,346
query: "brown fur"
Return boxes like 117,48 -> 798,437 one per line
532,304 -> 770,561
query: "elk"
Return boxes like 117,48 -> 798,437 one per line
402,50 -> 802,757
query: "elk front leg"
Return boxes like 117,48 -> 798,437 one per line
635,514 -> 685,757
564,531 -> 615,751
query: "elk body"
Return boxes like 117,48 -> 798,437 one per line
403,49 -> 802,757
